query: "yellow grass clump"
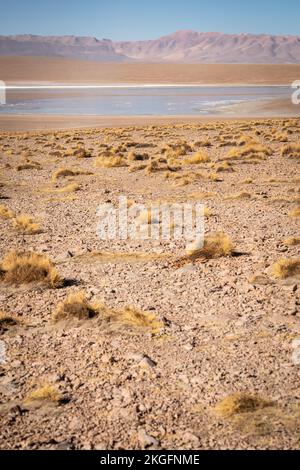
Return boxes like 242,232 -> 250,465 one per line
68,147 -> 91,158
281,143 -> 300,158
272,258 -> 300,279
273,132 -> 288,142
24,384 -> 62,404
52,291 -> 98,322
53,292 -> 163,334
106,305 -> 163,334
211,161 -> 234,173
95,156 -> 127,168
0,204 -> 15,219
17,160 -> 41,171
226,144 -> 272,161
194,139 -> 211,148
289,207 -> 300,218
184,151 -> 210,165
145,160 -> 159,174
215,393 -> 273,418
186,232 -> 234,260
284,236 -> 300,246
12,215 -> 41,234
0,251 -> 61,287
42,182 -> 80,194
189,191 -> 217,200
52,167 -> 91,181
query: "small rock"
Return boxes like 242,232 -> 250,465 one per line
138,428 -> 159,448
138,356 -> 157,369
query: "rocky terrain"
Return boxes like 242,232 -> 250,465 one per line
0,118 -> 300,449
1,30 -> 300,63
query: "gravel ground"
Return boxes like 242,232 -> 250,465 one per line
0,118 -> 299,450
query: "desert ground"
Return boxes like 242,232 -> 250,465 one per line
2,57 -> 300,86
0,118 -> 300,450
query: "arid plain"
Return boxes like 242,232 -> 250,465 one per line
0,116 -> 300,449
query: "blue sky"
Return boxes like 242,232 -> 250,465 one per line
0,0 -> 299,40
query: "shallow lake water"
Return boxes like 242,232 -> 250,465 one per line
0,85 -> 292,116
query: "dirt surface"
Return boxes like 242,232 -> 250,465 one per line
2,56 -> 300,85
0,118 -> 300,450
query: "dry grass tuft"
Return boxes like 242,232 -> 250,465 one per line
42,182 -> 80,194
24,384 -> 62,404
17,161 -> 41,171
69,147 -> 91,158
240,178 -> 253,184
53,292 -> 163,334
73,251 -> 168,264
284,236 -> 300,246
0,251 -> 61,287
0,204 -> 15,219
211,161 -> 234,173
226,144 -> 272,161
189,191 -> 217,200
0,311 -> 19,332
281,143 -> 300,158
272,258 -> 300,279
52,167 -> 91,181
186,232 -> 234,260
13,215 -> 41,234
95,156 -> 127,168
289,207 -> 300,218
224,191 -> 251,201
194,139 -> 211,148
184,151 -> 210,165
52,291 -> 98,322
106,305 -> 163,334
215,393 -> 273,418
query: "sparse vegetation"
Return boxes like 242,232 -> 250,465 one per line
281,143 -> 300,158
42,182 -> 80,194
52,291 -> 98,322
13,214 -> 41,234
226,143 -> 272,161
24,384 -> 62,404
0,311 -> 19,333
215,393 -> 273,418
284,236 -> 300,246
272,258 -> 300,279
95,156 -> 127,168
105,305 -> 163,334
185,232 -> 234,260
0,251 -> 61,287
52,167 -> 91,181
184,151 -> 210,165
0,204 -> 15,219
289,207 -> 300,218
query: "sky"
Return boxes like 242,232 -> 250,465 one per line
0,0 -> 299,40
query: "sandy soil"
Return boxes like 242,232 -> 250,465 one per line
0,118 -> 300,450
0,115 -> 274,132
2,56 -> 300,85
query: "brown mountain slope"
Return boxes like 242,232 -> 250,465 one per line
1,30 -> 300,63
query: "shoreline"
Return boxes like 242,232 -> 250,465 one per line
0,111 -> 299,132
5,83 -> 292,88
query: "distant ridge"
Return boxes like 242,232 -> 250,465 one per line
1,30 -> 300,63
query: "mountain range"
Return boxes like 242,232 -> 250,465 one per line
1,30 -> 300,63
